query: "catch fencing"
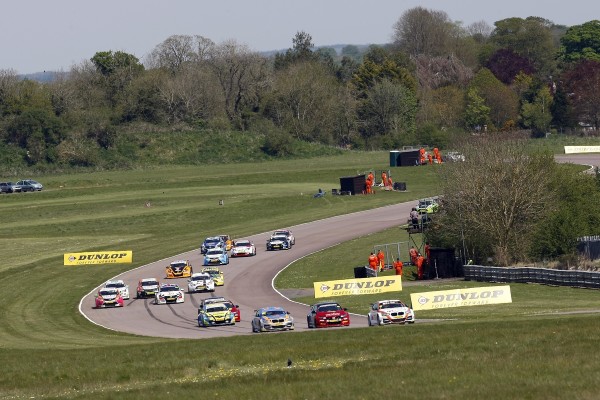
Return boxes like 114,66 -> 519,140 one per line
463,265 -> 600,289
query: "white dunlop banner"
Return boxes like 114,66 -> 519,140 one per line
410,285 -> 512,311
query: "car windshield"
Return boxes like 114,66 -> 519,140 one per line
204,238 -> 221,245
192,275 -> 210,281
142,281 -> 158,286
380,302 -> 404,309
235,241 -> 250,247
205,270 -> 220,277
99,289 -> 117,296
271,236 -> 287,241
160,286 -> 178,292
106,282 -> 125,288
207,305 -> 227,313
317,304 -> 342,312
265,310 -> 285,317
206,249 -> 222,255
170,262 -> 187,268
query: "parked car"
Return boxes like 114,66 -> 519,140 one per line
16,179 -> 43,191
251,306 -> 295,332
0,182 -> 21,193
367,299 -> 415,326
307,302 -> 350,328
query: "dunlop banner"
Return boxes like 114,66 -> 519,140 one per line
313,276 -> 402,298
64,251 -> 133,266
410,285 -> 512,311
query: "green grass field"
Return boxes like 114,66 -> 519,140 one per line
1,150 -> 599,399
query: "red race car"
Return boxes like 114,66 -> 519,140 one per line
94,287 -> 124,309
307,302 -> 350,328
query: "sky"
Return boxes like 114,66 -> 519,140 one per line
2,0 -> 599,75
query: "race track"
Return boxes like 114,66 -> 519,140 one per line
80,153 -> 599,339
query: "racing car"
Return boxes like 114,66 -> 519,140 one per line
266,234 -> 291,251
104,279 -> 130,300
307,302 -> 350,328
203,247 -> 229,266
230,239 -> 257,257
201,267 -> 224,286
187,272 -> 215,293
198,302 -> 236,327
416,197 -> 439,214
165,260 -> 193,278
201,236 -> 225,254
154,283 -> 185,305
272,229 -> 295,246
136,277 -> 159,298
218,234 -> 233,251
199,296 -> 241,322
251,306 -> 295,332
94,287 -> 124,308
367,299 -> 415,326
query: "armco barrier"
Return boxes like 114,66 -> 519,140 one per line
463,265 -> 600,289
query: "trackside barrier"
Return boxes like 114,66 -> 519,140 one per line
463,265 -> 600,289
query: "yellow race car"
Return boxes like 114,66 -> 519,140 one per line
201,266 -> 224,286
219,235 -> 233,251
166,260 -> 193,278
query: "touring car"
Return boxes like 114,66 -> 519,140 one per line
218,234 -> 233,251
201,236 -> 225,254
251,306 -> 295,332
230,239 -> 256,257
94,287 -> 124,308
416,197 -> 439,214
272,229 -> 295,245
136,278 -> 159,298
187,272 -> 215,293
266,234 -> 291,251
165,260 -> 193,278
154,283 -> 185,305
199,296 -> 240,322
203,247 -> 229,266
201,267 -> 224,286
367,299 -> 415,326
198,302 -> 235,327
307,302 -> 350,328
104,279 -> 130,300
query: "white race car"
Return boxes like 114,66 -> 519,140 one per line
187,272 -> 215,293
104,279 -> 130,300
231,239 -> 257,257
154,283 -> 185,305
272,229 -> 295,245
367,299 -> 415,326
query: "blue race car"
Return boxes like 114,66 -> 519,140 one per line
203,247 -> 229,266
201,236 -> 225,254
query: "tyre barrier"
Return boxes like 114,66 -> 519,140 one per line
463,265 -> 600,289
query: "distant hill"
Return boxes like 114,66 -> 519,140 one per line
19,71 -> 67,83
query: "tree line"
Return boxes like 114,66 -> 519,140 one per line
1,8 -> 600,168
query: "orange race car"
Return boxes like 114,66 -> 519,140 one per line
165,260 -> 193,279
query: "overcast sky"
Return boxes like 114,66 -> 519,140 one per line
2,0 -> 598,74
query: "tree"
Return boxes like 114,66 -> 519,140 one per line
463,87 -> 490,130
392,7 -> 455,57
521,86 -> 553,136
273,31 -> 318,70
435,139 -> 555,266
469,68 -> 519,130
562,59 -> 600,129
90,51 -> 145,106
559,20 -> 600,63
485,48 -> 536,84
145,35 -> 215,72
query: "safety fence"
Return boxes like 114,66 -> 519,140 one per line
463,265 -> 600,289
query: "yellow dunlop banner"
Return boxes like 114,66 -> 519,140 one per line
64,251 -> 133,266
313,276 -> 402,298
410,285 -> 512,311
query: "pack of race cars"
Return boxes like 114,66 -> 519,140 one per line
92,228 -> 416,330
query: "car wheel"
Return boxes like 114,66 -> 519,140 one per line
368,316 -> 372,326
307,317 -> 314,329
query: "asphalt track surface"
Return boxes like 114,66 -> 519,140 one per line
80,154 -> 598,339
